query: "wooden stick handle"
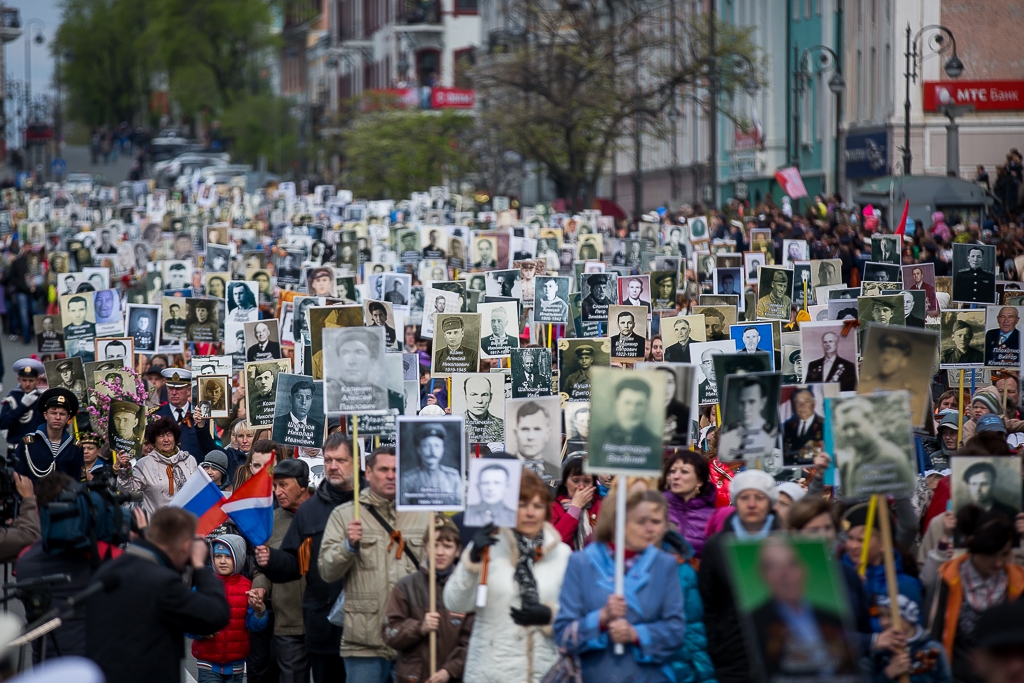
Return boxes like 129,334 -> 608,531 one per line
877,498 -> 910,683
429,511 -> 437,675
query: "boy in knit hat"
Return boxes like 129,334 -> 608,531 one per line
868,592 -> 951,683
191,534 -> 269,682
201,450 -> 233,492
961,386 -> 1024,442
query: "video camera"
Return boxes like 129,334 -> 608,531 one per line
39,466 -> 139,556
0,460 -> 19,525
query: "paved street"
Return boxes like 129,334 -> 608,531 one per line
58,144 -> 136,184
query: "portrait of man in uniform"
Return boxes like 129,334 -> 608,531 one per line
717,373 -> 780,462
464,459 -> 521,528
323,327 -> 389,414
755,268 -> 793,320
952,243 -> 996,304
432,314 -> 480,376
397,418 -> 465,511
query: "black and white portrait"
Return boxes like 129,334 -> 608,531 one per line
226,281 -> 259,323
608,305 -> 647,361
951,243 -> 997,305
109,400 -> 146,460
636,363 -> 696,447
832,393 -> 916,498
365,300 -> 399,351
464,459 -> 522,528
534,276 -> 570,324
272,374 -> 326,448
485,269 -> 522,299
951,457 -> 1022,522
689,340 -> 736,405
580,272 -> 617,323
505,395 -> 562,479
322,326 -> 389,414
126,304 -> 160,354
197,375 -> 230,419
717,372 -> 781,462
586,368 -> 666,475
396,416 -> 465,512
939,310 -> 986,368
162,260 -> 192,291
451,373 -> 505,444
858,324 -> 939,428
871,234 -> 902,265
431,313 -> 481,377
185,298 -> 220,343
382,273 -> 411,308
863,262 -> 901,284
245,359 -> 292,427
510,347 -> 552,398
478,302 -> 520,358
558,338 -> 611,402
95,337 -> 133,362
799,321 -> 857,391
245,319 -> 282,361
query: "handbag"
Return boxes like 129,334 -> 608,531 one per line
541,619 -> 583,683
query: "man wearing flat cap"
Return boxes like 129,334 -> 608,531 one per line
51,359 -> 86,402
581,274 -> 612,321
366,301 -> 397,349
399,423 -> 461,506
942,317 -> 984,365
562,344 -> 596,400
14,388 -> 84,482
154,368 -> 216,462
434,316 -> 478,375
0,359 -> 45,452
653,272 -> 676,310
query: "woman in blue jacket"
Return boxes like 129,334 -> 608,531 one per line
660,526 -> 717,683
553,489 -> 686,683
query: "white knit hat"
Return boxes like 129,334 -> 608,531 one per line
776,482 -> 806,504
730,469 -> 778,505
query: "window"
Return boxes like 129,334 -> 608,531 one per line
455,0 -> 478,14
416,48 -> 440,87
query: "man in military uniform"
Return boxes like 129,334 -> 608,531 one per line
154,368 -> 216,462
325,328 -> 390,412
653,273 -> 676,310
465,463 -> 517,527
131,312 -> 155,352
581,275 -> 613,321
562,344 -> 595,400
835,397 -> 915,497
399,423 -> 461,507
163,302 -> 188,338
14,388 -> 84,482
536,278 -> 569,323
464,375 -> 504,443
755,270 -> 792,320
943,318 -> 984,365
717,377 -> 778,461
434,317 -> 478,375
594,378 -> 660,463
186,300 -> 219,342
0,359 -> 45,453
953,246 -> 995,304
52,360 -> 87,403
480,306 -> 518,357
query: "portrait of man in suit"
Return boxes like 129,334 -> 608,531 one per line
906,265 -> 938,311
804,331 -> 856,391
367,301 -> 397,349
247,322 -> 282,361
782,388 -> 824,465
985,306 -> 1021,368
610,310 -> 645,359
663,317 -> 695,362
480,305 -> 518,357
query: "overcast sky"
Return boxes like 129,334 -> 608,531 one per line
5,0 -> 61,98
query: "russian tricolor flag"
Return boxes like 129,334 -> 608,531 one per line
221,466 -> 274,545
169,467 -> 226,518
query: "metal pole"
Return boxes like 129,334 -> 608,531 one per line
834,0 -> 844,195
945,116 -> 959,178
708,0 -> 717,210
902,23 -> 912,175
792,46 -> 800,168
669,0 -> 678,201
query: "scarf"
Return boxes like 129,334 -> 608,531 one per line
730,513 -> 775,541
151,449 -> 190,496
512,529 -> 544,606
961,558 -> 1008,612
559,497 -> 592,551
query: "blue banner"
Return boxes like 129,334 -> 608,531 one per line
844,129 -> 889,179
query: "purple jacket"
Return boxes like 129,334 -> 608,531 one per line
664,487 -> 716,558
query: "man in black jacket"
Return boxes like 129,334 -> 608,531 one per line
255,433 -> 359,683
86,507 -> 230,683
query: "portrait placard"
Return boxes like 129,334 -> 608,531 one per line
365,300 -> 400,351
586,367 -> 665,475
950,456 -> 1022,524
983,306 -> 1024,368
534,276 -> 571,324
322,326 -> 389,415
951,243 -> 996,305
690,340 -> 738,405
396,415 -> 466,512
558,338 -> 611,402
95,337 -> 133,362
799,320 -> 858,391
580,272 -> 617,323
109,400 -> 146,460
779,384 -> 839,467
478,302 -> 520,359
636,362 -> 697,447
225,281 -> 260,323
717,372 -> 781,462
607,305 -> 648,362
939,310 -> 986,368
829,392 -> 916,497
34,314 -> 64,354
431,313 -> 481,376
451,373 -> 506,444
126,304 -> 160,354
197,375 -> 231,419
505,395 -> 562,479
858,324 -> 938,428
60,292 -> 97,343
309,305 -> 364,379
693,305 -> 734,342
510,347 -> 553,398
754,267 -> 793,320
464,459 -> 522,528
245,359 -> 292,427
184,298 -> 220,343
272,374 -> 326,448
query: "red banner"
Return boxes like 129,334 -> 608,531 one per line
430,88 -> 475,109
923,80 -> 1024,112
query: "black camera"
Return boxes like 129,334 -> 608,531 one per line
39,467 -> 137,555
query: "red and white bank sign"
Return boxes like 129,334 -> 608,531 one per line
923,80 -> 1024,112
430,88 -> 475,109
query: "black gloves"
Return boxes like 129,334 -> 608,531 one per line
661,529 -> 689,558
469,523 -> 498,563
511,602 -> 552,626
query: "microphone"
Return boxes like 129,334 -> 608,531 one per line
2,574 -> 72,591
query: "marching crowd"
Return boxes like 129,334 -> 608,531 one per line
0,161 -> 1021,683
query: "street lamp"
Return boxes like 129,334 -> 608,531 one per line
24,19 -> 44,120
901,24 -> 964,175
791,44 -> 844,182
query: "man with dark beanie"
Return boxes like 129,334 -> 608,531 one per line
254,434 -> 361,683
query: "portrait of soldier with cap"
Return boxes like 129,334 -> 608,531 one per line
14,387 -> 84,483
34,314 -> 64,354
45,357 -> 87,404
432,314 -> 480,376
465,459 -> 520,527
652,271 -> 677,310
198,375 -> 230,416
126,305 -> 159,353
272,374 -> 326,448
755,268 -> 793,320
858,325 -> 938,428
306,267 -> 336,297
397,418 -> 464,510
0,359 -> 46,452
366,300 -> 398,349
560,340 -> 601,401
109,400 -> 146,459
534,276 -> 570,324
952,458 -> 1022,522
323,326 -> 389,413
581,273 -> 615,322
833,394 -> 916,497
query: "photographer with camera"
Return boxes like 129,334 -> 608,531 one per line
0,360 -> 45,454
0,470 -> 40,563
13,389 -> 84,484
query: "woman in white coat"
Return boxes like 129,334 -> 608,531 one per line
445,468 -> 571,682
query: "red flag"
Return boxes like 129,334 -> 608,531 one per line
196,466 -> 274,537
773,167 -> 808,199
895,199 -> 910,236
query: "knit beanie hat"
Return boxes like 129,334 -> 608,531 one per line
973,388 -> 1003,416
202,450 -> 229,477
730,469 -> 778,505
776,482 -> 806,504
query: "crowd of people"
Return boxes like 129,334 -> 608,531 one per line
0,162 -> 1020,683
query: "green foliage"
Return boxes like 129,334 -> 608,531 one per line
218,94 -> 299,175
53,0 -> 152,127
341,106 -> 475,199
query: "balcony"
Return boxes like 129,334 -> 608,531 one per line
403,0 -> 441,25
0,8 -> 21,44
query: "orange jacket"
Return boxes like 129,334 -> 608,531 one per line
929,554 -> 1024,657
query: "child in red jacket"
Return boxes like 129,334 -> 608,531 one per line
191,534 -> 268,683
